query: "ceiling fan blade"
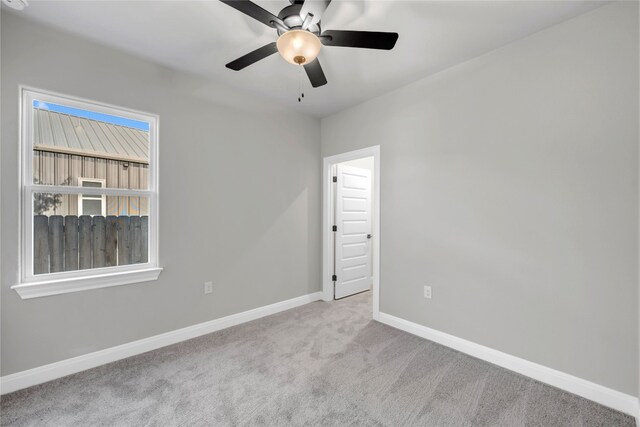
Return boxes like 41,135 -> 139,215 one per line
299,0 -> 331,26
219,0 -> 285,29
226,42 -> 278,71
321,30 -> 398,50
303,58 -> 327,88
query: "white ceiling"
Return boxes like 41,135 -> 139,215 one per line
8,0 -> 608,117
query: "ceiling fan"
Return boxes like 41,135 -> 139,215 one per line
220,0 -> 399,88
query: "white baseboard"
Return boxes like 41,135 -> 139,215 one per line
378,312 -> 639,418
1,292 -> 323,395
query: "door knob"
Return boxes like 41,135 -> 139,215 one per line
367,234 -> 372,239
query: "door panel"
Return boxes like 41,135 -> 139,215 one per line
334,164 -> 372,299
342,220 -> 368,235
342,197 -> 367,212
342,242 -> 367,259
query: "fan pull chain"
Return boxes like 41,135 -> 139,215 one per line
298,64 -> 305,102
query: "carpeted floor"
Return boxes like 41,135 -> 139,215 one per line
1,291 -> 634,426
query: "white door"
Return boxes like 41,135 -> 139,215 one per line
334,164 -> 372,299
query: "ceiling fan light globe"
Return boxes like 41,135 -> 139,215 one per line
277,30 -> 322,65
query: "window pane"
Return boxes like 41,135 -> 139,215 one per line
33,193 -> 150,275
82,199 -> 102,216
82,181 -> 103,188
34,192 -> 67,216
32,100 -> 150,189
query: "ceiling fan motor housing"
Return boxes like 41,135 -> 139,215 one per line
277,3 -> 321,36
220,0 -> 399,89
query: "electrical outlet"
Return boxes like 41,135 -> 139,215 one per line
424,285 -> 432,299
204,281 -> 213,294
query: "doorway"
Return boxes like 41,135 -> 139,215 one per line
322,146 -> 380,320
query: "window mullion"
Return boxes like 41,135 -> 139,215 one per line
28,184 -> 152,197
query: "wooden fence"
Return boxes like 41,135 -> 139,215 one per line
34,215 -> 148,274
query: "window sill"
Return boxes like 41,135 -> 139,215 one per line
12,267 -> 163,299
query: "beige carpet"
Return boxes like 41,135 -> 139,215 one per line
1,291 -> 634,426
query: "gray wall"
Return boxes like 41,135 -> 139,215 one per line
322,2 -> 639,395
1,13 -> 321,376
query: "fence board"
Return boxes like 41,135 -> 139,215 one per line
93,216 -> 106,268
48,216 -> 64,273
131,216 -> 142,264
34,215 -> 49,274
117,216 -> 131,265
32,214 -> 147,274
64,216 -> 78,271
106,216 -> 118,267
141,216 -> 149,263
78,215 -> 92,270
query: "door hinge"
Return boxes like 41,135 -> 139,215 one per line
332,225 -> 337,232
332,176 -> 337,183
332,274 -> 337,282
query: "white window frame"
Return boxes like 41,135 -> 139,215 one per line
77,178 -> 107,216
13,87 -> 162,299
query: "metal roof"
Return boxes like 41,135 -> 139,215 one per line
33,108 -> 149,164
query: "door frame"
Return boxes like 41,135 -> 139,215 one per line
322,145 -> 381,320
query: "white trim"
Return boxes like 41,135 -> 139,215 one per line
13,259 -> 160,289
12,267 -> 163,299
17,86 -> 161,298
0,291 -> 323,394
378,312 -> 639,417
323,146 -> 381,320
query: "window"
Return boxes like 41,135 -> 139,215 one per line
77,178 -> 106,216
13,87 -> 161,299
